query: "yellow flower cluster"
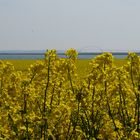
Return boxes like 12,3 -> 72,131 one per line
0,50 -> 140,139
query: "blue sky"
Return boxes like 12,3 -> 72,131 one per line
0,0 -> 140,51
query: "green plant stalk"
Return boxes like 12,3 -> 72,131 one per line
107,99 -> 121,137
137,93 -> 140,133
130,57 -> 138,120
43,57 -> 51,139
104,69 -> 121,137
43,57 -> 50,113
118,82 -> 126,128
83,109 -> 92,138
67,65 -> 74,94
57,82 -> 62,105
69,101 -> 80,139
0,76 -> 3,96
49,83 -> 56,111
65,119 -> 72,140
26,71 -> 38,138
8,114 -> 18,137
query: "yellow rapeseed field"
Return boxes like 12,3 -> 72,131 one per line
1,50 -> 139,139
3,58 -> 126,77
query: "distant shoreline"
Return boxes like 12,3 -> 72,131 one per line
0,52 -> 140,59
0,52 -> 140,55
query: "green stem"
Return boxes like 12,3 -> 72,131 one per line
68,66 -> 74,94
43,57 -> 51,139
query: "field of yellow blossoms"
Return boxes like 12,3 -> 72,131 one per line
0,49 -> 140,139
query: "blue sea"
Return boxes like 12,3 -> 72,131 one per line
0,51 -> 140,59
